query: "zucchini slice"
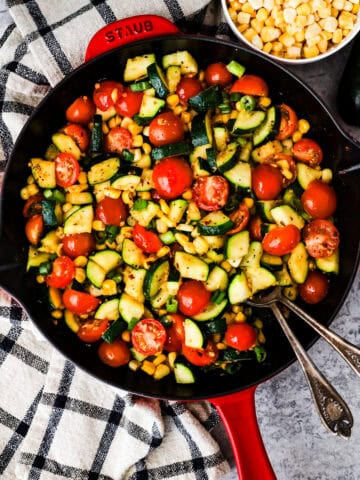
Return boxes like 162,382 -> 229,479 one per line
246,267 -> 277,294
270,204 -> 305,230
226,230 -> 250,262
63,205 -> 94,235
256,200 -> 282,222
188,85 -> 222,112
191,111 -> 213,147
315,249 -> 339,274
296,163 -> 323,189
95,298 -> 120,321
253,105 -> 278,146
174,363 -> 195,384
143,259 -> 170,300
184,318 -> 204,348
223,161 -> 251,190
30,158 -> 56,189
205,265 -> 229,291
87,157 -> 120,185
151,142 -> 193,161
122,238 -> 145,268
166,65 -> 181,93
90,114 -> 103,153
198,211 -> 234,235
52,132 -> 81,160
215,142 -> 239,172
137,94 -> 165,122
228,272 -> 252,304
174,251 -> 209,281
162,50 -> 198,76
123,53 -> 156,82
288,242 -> 308,284
260,253 -> 283,271
192,298 -> 228,321
111,174 -> 141,191
101,318 -> 127,343
118,293 -> 144,324
147,63 -> 169,98
232,110 -> 266,134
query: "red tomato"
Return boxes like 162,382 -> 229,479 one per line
204,62 -> 233,86
176,77 -> 203,105
77,319 -> 109,343
46,256 -> 75,288
252,164 -> 283,200
114,87 -> 143,117
192,175 -> 229,211
96,196 -> 128,226
148,112 -> 185,147
104,126 -> 132,154
23,194 -> 43,217
292,138 -> 323,167
182,340 -> 219,366
66,96 -> 96,125
98,339 -> 131,367
152,157 -> 193,199
93,80 -> 123,111
63,289 -> 100,315
62,233 -> 96,258
276,104 -> 298,140
225,323 -> 257,351
227,201 -> 250,234
301,180 -> 337,219
303,219 -> 340,258
25,214 -> 44,245
298,270 -> 330,304
177,280 -> 211,317
262,224 -> 301,255
133,224 -> 163,253
131,319 -> 167,356
62,123 -> 89,151
249,215 -> 263,241
264,153 -> 297,187
55,152 -> 80,188
230,74 -> 269,96
163,314 -> 185,353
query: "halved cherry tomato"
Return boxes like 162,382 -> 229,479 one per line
62,233 -> 96,258
225,322 -> 257,351
62,123 -> 89,151
46,256 -> 75,288
25,214 -> 44,245
177,280 -> 211,317
204,62 -> 233,86
252,164 -> 283,200
133,224 -> 163,253
292,138 -> 323,167
176,77 -> 203,105
301,180 -> 337,219
93,80 -> 123,111
264,153 -> 297,187
114,87 -> 143,117
98,339 -> 131,367
63,289 -> 100,315
163,314 -> 185,353
148,112 -> 185,147
230,74 -> 269,96
23,194 -> 43,217
152,157 -> 193,199
104,126 -> 133,154
77,319 -> 109,343
262,224 -> 301,256
303,219 -> 340,258
66,95 -> 96,125
298,270 -> 330,304
227,201 -> 250,234
131,319 -> 167,356
95,196 -> 128,226
276,104 -> 298,140
192,175 -> 229,211
182,340 -> 219,366
249,215 -> 263,241
54,152 -> 80,188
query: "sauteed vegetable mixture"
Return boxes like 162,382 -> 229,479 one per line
21,50 -> 340,383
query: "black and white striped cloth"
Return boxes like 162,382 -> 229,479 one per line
0,1 -> 235,479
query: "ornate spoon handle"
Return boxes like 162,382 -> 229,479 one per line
271,303 -> 353,438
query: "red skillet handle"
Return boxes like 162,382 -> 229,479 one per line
85,15 -> 180,61
211,385 -> 276,480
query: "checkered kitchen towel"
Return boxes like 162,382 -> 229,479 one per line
0,1 -> 235,479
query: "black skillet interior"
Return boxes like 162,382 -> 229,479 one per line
0,35 -> 359,400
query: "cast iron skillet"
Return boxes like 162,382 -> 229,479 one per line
0,15 -> 359,480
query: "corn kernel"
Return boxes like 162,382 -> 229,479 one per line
242,2 -> 255,15
260,26 -> 281,42
193,236 -> 210,255
92,219 -> 105,231
258,331 -> 266,343
182,189 -> 193,200
74,256 -> 88,267
156,246 -> 171,258
321,168 -> 333,183
75,267 -> 86,284
168,352 -> 177,369
154,364 -> 171,380
216,342 -> 227,350
292,130 -> 303,142
128,360 -> 141,371
141,360 -> 156,376
101,279 -> 117,296
235,312 -> 247,322
36,275 -> 45,284
220,261 -> 232,272
254,318 -> 264,329
51,309 -> 63,319
27,183 -> 39,197
132,134 -> 143,147
166,94 -> 180,108
20,187 -> 30,200
121,330 -> 131,343
153,354 -> 167,367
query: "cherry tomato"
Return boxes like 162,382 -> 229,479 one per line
25,214 -> 44,245
301,180 -> 337,219
303,219 -> 340,258
230,74 -> 269,96
65,95 -> 96,125
55,152 -> 80,188
204,62 -> 233,86
252,164 -> 283,200
298,270 -> 330,304
62,123 -> 89,151
77,319 -> 109,343
152,157 -> 193,199
23,194 -> 43,217
133,224 -> 163,253
114,87 -> 143,117
176,77 -> 203,105
93,80 -> 123,111
182,340 -> 219,366
192,175 -> 229,211
292,138 -> 323,167
163,314 -> 185,353
104,126 -> 133,154
148,112 -> 185,147
177,280 -> 211,317
264,153 -> 297,187
225,323 -> 257,351
262,224 -> 301,256
227,201 -> 250,234
95,196 -> 128,226
249,215 -> 263,241
98,339 -> 131,367
276,104 -> 298,141
63,289 -> 100,315
46,256 -> 75,288
131,319 -> 167,356
62,233 -> 96,258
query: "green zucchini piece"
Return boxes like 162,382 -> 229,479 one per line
63,205 -> 94,235
87,157 -> 120,185
213,125 -> 229,151
174,251 -> 209,281
90,114 -> 103,153
270,204 -> 305,230
296,163 -> 323,190
168,199 -> 188,224
121,238 -> 145,268
232,110 -> 266,134
123,53 -> 156,82
274,264 -> 293,286
260,253 -> 283,271
86,259 -> 106,288
188,85 -> 222,112
143,259 -> 170,300
253,105 -> 278,146
251,140 -> 282,163
198,211 -> 234,235
192,298 -> 228,321
203,316 -> 227,334
137,94 -> 165,122
246,266 -> 277,294
111,174 -> 141,191
287,242 -> 308,284
86,250 -> 121,288
101,318 -> 127,343
256,200 -> 281,222
215,142 -> 239,172
118,293 -> 144,323
228,272 -> 252,304
52,132 -> 81,160
223,161 -> 251,190
226,60 -> 246,77
226,230 -> 250,262
123,267 -> 147,303
95,298 -> 120,321
64,309 -> 80,333
174,363 -> 195,384
147,63 -> 169,98
151,142 -> 193,161
130,80 -> 152,92
183,318 -> 204,348
205,265 -> 229,291
30,158 -> 56,189
166,65 -> 181,93
65,192 -> 93,205
41,199 -> 58,227
240,241 -> 263,268
162,51 -> 198,75
315,249 -> 339,274
130,200 -> 160,227
191,111 -> 213,147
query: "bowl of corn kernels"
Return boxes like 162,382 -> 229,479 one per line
221,0 -> 360,64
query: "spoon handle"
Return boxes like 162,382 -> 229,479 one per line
279,295 -> 360,376
271,303 -> 353,438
